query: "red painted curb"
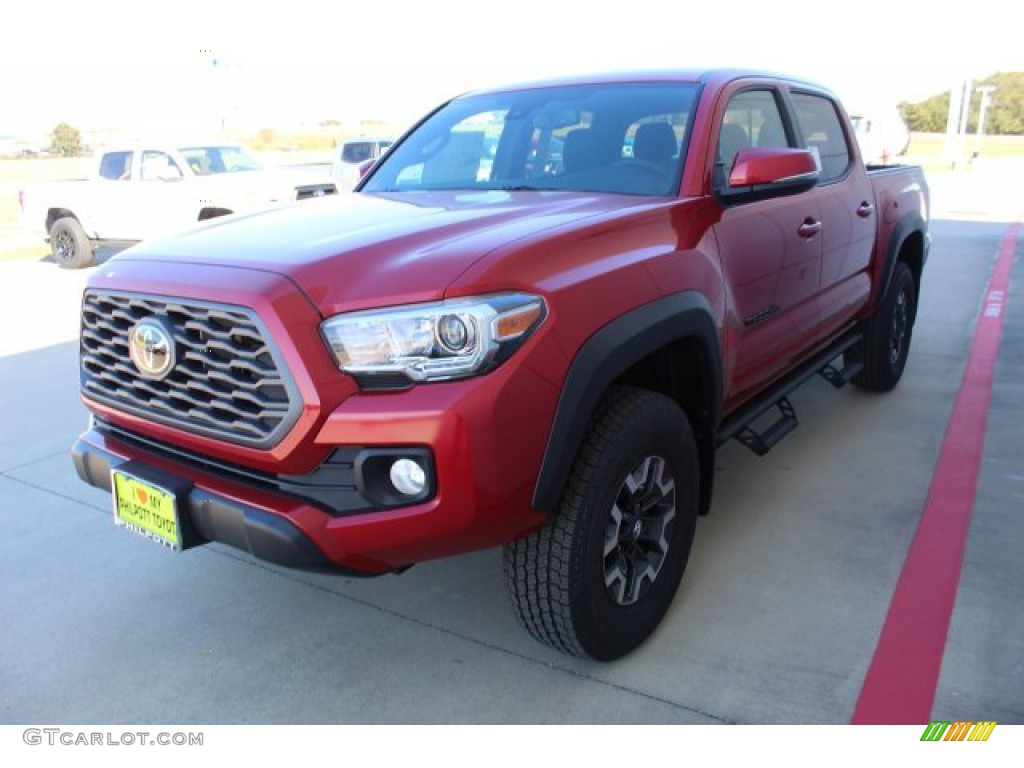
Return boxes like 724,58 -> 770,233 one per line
851,222 -> 1020,724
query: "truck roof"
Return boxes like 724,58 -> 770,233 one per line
93,141 -> 248,154
464,69 -> 833,98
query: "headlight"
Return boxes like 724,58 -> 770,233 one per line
320,293 -> 546,386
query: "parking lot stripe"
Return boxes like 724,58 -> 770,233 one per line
851,221 -> 1020,724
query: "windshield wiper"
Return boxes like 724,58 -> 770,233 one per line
495,184 -> 559,191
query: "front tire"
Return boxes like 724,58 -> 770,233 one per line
504,387 -> 699,660
49,217 -> 94,269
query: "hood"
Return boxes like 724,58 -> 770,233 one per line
112,190 -> 661,315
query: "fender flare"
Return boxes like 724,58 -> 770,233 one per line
45,207 -> 79,233
531,292 -> 722,512
874,211 -> 928,307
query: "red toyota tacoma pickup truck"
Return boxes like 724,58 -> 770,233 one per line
73,70 -> 929,660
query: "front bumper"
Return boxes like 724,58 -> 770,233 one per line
73,436 -> 340,572
74,353 -> 557,573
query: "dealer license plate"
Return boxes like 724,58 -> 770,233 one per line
111,469 -> 182,551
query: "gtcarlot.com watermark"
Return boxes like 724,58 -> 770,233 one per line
23,728 -> 203,747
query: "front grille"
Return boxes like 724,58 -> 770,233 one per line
81,290 -> 301,449
294,183 -> 337,200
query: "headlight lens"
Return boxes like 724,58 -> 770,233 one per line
320,293 -> 546,385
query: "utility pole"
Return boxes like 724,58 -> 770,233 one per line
944,79 -> 964,166
974,85 -> 996,157
200,49 -> 228,135
955,78 -> 973,169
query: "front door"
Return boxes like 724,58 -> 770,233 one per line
710,87 -> 823,408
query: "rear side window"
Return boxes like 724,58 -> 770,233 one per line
792,93 -> 851,182
99,151 -> 133,181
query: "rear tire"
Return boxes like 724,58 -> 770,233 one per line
503,387 -> 699,660
851,261 -> 916,392
49,217 -> 94,269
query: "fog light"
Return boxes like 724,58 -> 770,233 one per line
390,458 -> 426,496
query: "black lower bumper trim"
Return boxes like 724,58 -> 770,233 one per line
72,437 -> 364,575
95,418 -> 372,518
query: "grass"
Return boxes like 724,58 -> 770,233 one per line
0,184 -> 46,261
908,132 -> 1024,158
0,243 -> 48,262
0,193 -> 19,226
905,132 -> 1024,174
0,168 -> 45,261
240,121 -> 406,153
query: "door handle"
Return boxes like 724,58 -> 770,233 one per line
798,218 -> 822,239
856,201 -> 875,218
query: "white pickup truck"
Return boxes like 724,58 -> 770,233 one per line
21,143 -> 337,268
330,137 -> 394,192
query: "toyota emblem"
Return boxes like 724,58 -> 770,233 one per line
128,318 -> 175,380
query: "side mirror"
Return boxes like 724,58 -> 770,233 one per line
357,158 -> 377,179
718,147 -> 819,205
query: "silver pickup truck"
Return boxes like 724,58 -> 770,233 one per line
21,143 -> 337,268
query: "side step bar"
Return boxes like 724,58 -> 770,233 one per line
735,397 -> 797,456
819,358 -> 864,389
716,332 -> 862,455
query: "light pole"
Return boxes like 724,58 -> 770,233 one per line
944,78 -> 964,165
956,78 -> 973,168
974,85 -> 996,157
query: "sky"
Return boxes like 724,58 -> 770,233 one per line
2,0 -> 1022,139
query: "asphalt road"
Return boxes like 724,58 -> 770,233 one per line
0,173 -> 1021,725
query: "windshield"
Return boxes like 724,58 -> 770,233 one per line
179,145 -> 265,175
362,82 -> 698,197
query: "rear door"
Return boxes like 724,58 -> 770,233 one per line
710,85 -> 823,406
786,90 -> 875,341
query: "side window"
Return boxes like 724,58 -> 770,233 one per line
791,93 -> 851,182
140,151 -> 183,181
716,90 -> 790,189
99,151 -> 133,181
342,142 -> 372,163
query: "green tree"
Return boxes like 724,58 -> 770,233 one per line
981,72 -> 1024,134
51,122 -> 82,157
899,94 -> 949,133
899,72 -> 1024,135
